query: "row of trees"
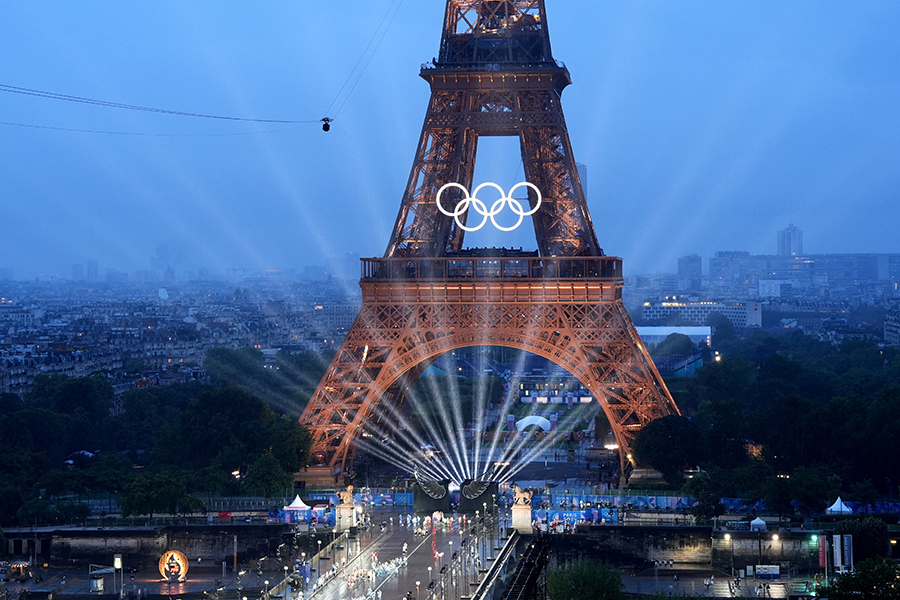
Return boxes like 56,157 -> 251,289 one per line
547,556 -> 900,600
631,311 -> 900,517
0,347 -> 324,526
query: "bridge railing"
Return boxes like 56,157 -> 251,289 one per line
361,256 -> 623,282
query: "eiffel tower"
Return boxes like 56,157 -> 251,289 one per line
300,0 -> 679,484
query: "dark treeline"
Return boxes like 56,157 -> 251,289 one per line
634,312 -> 900,519
0,348 -> 329,527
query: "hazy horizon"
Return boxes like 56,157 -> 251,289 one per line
3,2 -> 898,281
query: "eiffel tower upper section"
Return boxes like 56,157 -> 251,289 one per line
385,0 -> 603,259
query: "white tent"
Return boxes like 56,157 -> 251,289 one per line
750,517 -> 767,531
826,497 -> 852,515
283,495 -> 312,511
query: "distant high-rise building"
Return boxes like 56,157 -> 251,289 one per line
642,299 -> 762,328
155,245 -> 171,269
677,254 -> 703,290
72,264 -> 84,281
885,308 -> 900,347
777,223 -> 803,256
86,260 -> 98,282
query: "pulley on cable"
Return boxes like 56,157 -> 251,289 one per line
321,118 -> 332,132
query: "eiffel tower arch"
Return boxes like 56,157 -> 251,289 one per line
300,0 -> 679,483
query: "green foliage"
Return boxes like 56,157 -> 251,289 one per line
761,475 -> 794,519
665,322 -> 900,503
819,556 -> 900,600
0,357 -> 315,524
650,333 -> 696,358
171,385 -> 276,470
16,497 -> 91,526
850,479 -> 878,505
758,466 -> 840,518
242,455 -> 294,502
0,392 -> 23,414
202,347 -> 331,414
632,415 -> 703,485
119,473 -> 199,518
706,311 -> 736,349
28,373 -> 114,423
789,466 -> 834,515
269,416 -> 314,473
547,559 -> 624,600
682,472 -> 726,523
0,484 -> 24,527
692,396 -> 751,469
834,517 -> 890,562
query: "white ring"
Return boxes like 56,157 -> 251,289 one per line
435,182 -> 542,232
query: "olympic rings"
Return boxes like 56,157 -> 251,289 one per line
435,182 -> 542,232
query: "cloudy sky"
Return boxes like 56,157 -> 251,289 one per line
2,1 -> 898,281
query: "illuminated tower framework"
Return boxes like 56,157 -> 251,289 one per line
300,0 -> 679,482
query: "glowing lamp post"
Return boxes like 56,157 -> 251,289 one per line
449,541 -> 454,598
724,534 -> 734,576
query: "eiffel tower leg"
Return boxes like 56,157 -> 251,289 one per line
520,92 -> 602,258
301,267 -> 678,486
385,93 -> 478,257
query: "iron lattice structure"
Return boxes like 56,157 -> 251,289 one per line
300,0 -> 679,481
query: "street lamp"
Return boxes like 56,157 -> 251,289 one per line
427,566 -> 432,599
449,541 -> 454,598
415,580 -> 420,600
482,503 -> 488,559
724,534 -> 734,577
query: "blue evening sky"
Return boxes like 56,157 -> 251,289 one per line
2,1 -> 898,280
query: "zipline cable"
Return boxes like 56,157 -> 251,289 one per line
0,0 -> 409,134
0,83 -> 318,124
0,119 -> 302,137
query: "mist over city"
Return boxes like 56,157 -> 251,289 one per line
2,2 -> 899,281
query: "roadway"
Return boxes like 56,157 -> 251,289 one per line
302,508 -> 505,600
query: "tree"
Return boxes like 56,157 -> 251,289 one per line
0,392 -> 23,415
547,559 -> 624,600
819,556 -> 900,600
834,517 -> 890,562
632,415 -> 703,485
650,333 -> 695,358
706,312 -> 736,349
0,484 -> 23,527
167,385 -> 276,471
789,466 -> 832,516
83,454 -> 132,510
242,455 -> 293,503
197,465 -> 230,505
120,473 -> 188,519
682,472 -> 726,523
850,479 -> 878,507
761,476 -> 794,520
269,416 -> 313,473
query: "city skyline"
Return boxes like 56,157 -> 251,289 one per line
2,2 -> 899,280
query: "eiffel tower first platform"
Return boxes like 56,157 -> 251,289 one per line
300,0 -> 679,485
